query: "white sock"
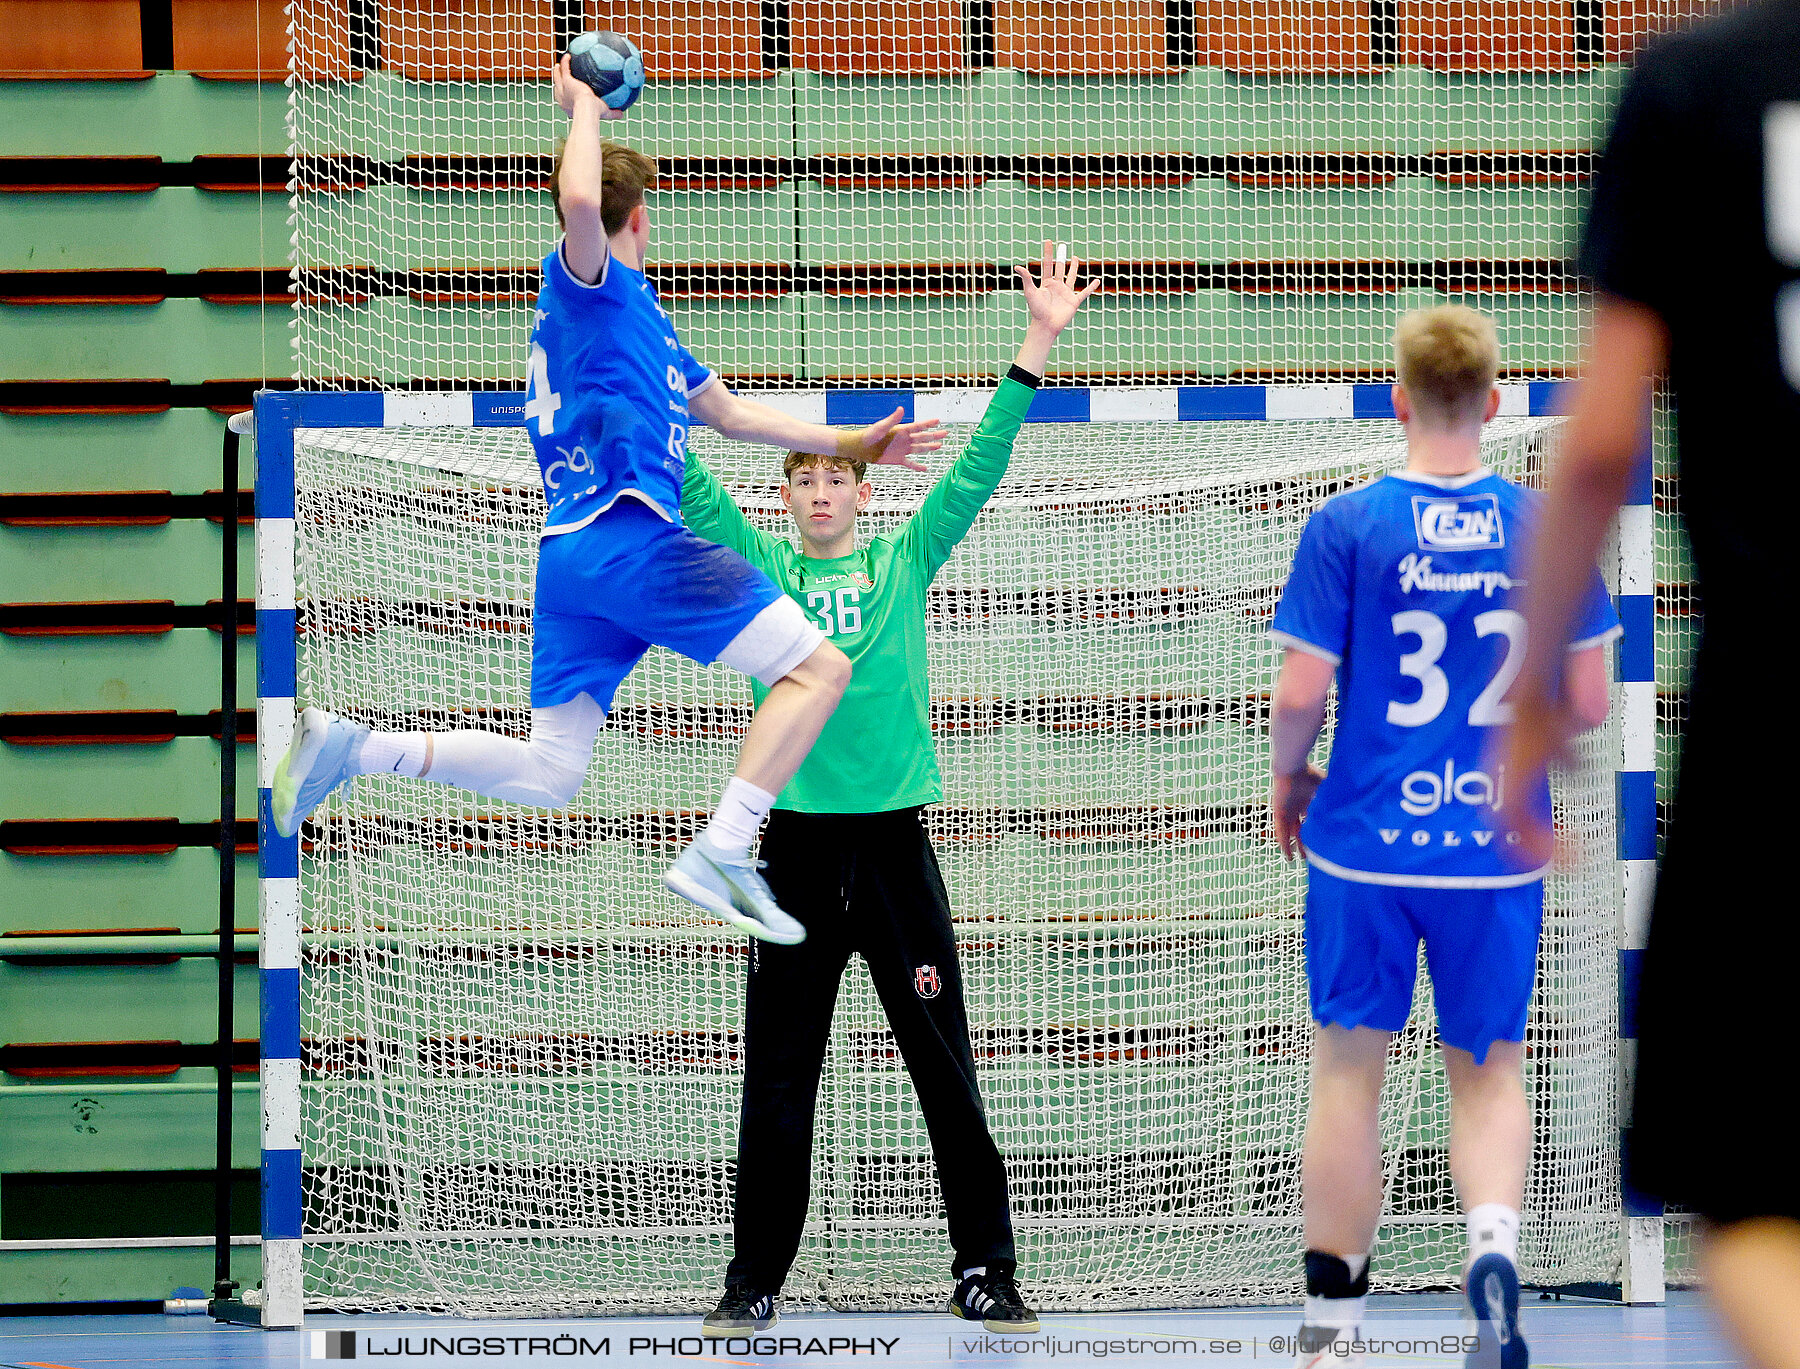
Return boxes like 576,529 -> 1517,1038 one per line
357,731 -> 429,778
351,699 -> 604,806
1304,1294 -> 1365,1331
1467,1204 -> 1520,1265
704,777 -> 775,858
959,1266 -> 986,1281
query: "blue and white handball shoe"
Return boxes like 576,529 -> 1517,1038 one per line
662,833 -> 805,945
1465,1252 -> 1528,1369
271,706 -> 369,838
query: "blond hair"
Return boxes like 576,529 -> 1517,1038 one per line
548,139 -> 658,237
783,450 -> 868,485
1393,305 -> 1500,427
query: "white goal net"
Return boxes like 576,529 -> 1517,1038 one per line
290,414 -> 1619,1314
285,0 -> 1713,390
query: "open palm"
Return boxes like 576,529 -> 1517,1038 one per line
1017,240 -> 1101,333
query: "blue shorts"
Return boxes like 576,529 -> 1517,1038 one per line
530,498 -> 785,710
1303,863 -> 1543,1064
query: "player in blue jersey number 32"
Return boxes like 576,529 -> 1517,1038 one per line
1267,307 -> 1621,1369
270,56 -> 945,944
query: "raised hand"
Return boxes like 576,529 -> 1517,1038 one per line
847,407 -> 948,473
1016,240 -> 1102,336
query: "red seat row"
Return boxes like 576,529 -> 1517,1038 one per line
324,0 -> 1715,76
1,0 -> 1714,80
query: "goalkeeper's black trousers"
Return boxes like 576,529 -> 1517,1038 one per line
724,805 -> 1017,1294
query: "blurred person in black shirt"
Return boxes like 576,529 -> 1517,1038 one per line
1500,4 -> 1800,1364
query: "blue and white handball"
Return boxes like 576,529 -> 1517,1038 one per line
568,31 -> 645,112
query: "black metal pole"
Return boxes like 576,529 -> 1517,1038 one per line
214,425 -> 241,1303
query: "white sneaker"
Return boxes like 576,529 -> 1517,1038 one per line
271,706 -> 369,837
662,833 -> 805,944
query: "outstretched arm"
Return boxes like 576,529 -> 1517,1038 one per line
550,56 -> 626,285
688,384 -> 946,473
899,242 -> 1102,577
686,242 -> 1096,468
680,451 -> 775,561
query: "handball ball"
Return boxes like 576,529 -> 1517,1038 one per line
568,31 -> 645,111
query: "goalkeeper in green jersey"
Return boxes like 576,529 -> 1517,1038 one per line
683,244 -> 1098,1336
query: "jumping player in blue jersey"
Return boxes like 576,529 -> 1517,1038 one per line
270,57 -> 946,944
1267,307 -> 1620,1369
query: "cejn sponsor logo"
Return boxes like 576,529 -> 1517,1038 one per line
1396,553 -> 1520,597
1411,493 -> 1504,551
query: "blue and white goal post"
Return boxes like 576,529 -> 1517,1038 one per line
1616,401 -> 1662,1305
247,380 -> 1658,1328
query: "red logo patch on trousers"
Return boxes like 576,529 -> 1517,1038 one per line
914,964 -> 941,999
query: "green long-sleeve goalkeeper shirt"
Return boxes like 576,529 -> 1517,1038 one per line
680,375 -> 1034,814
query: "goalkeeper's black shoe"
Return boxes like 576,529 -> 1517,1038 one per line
949,1268 -> 1040,1333
701,1284 -> 779,1336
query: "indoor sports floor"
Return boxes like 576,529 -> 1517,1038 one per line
0,1293 -> 1735,1368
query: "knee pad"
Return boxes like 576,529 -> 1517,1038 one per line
717,597 -> 826,687
535,756 -> 588,808
528,694 -> 605,805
